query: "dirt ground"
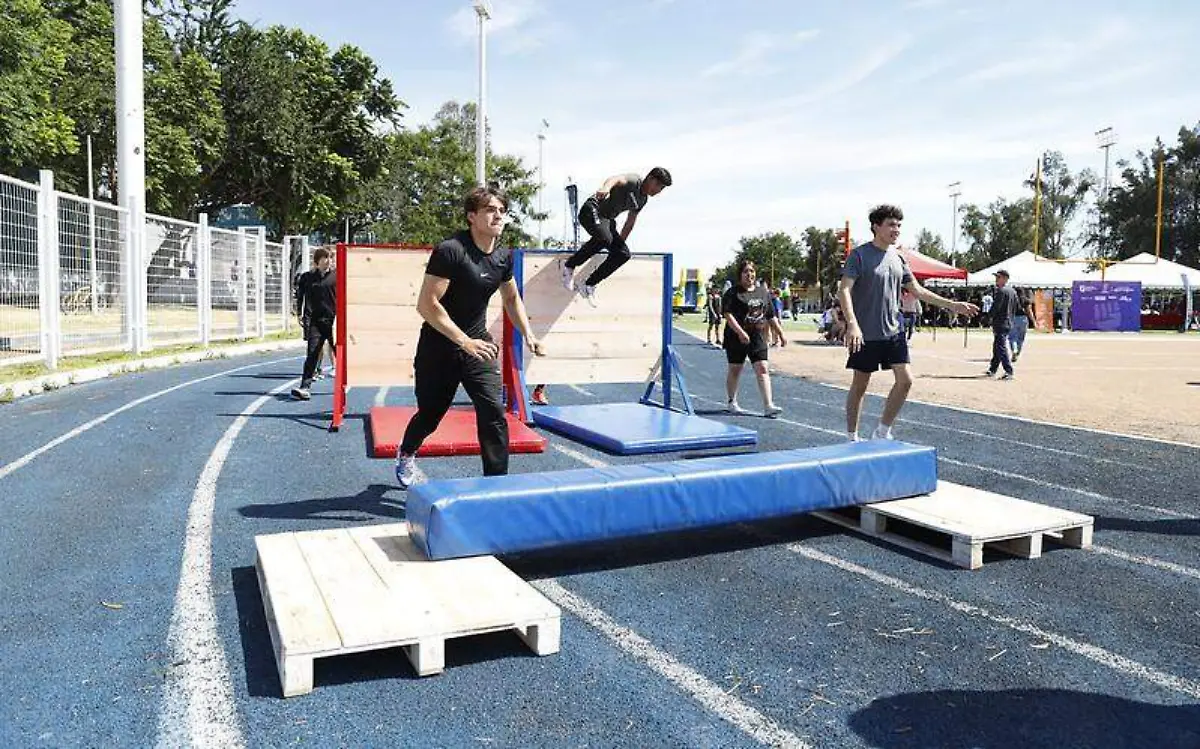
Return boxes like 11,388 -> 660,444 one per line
765,325 -> 1200,446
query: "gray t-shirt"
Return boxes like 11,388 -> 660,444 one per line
597,173 -> 648,219
991,285 -> 1018,331
842,243 -> 914,341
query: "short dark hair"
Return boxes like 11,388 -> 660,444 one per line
464,185 -> 509,220
313,247 -> 331,262
737,259 -> 756,277
868,204 -> 904,228
646,167 -> 672,187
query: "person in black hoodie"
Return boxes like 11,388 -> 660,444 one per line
291,246 -> 336,400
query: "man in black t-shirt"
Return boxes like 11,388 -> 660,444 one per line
985,269 -> 1017,379
721,260 -> 784,418
395,187 -> 546,488
559,167 -> 672,305
290,247 -> 336,400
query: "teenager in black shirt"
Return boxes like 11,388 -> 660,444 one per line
395,187 -> 545,487
559,167 -> 672,305
721,260 -> 784,418
290,247 -> 337,400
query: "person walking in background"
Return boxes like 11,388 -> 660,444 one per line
984,269 -> 1018,379
722,260 -> 784,418
291,247 -> 336,400
704,284 -> 723,346
900,287 -> 921,341
1009,286 -> 1035,362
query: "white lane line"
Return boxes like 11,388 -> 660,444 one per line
787,544 -> 1200,700
554,433 -> 1200,717
1091,545 -> 1200,581
533,580 -> 812,749
568,384 -> 595,397
815,381 -> 1200,451
553,444 -> 609,469
374,386 -> 390,407
0,356 -> 298,482
786,395 -> 1152,472
154,377 -> 297,748
690,393 -> 1190,520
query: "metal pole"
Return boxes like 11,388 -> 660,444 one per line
1032,155 -> 1042,255
1154,154 -> 1166,259
115,0 -> 146,353
474,1 -> 491,187
1095,127 -> 1117,259
948,181 -> 961,266
87,134 -> 99,314
537,120 -> 548,248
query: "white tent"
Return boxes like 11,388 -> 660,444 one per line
1091,253 -> 1200,289
965,251 -> 1086,288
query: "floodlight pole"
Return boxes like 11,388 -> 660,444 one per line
1095,126 -> 1117,258
948,181 -> 962,266
537,119 -> 548,247
473,1 -> 491,187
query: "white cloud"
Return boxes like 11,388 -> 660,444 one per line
445,0 -> 564,56
701,29 -> 820,78
963,18 -> 1133,83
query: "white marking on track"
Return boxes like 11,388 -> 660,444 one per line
568,384 -> 594,397
553,444 -> 609,468
0,357 -> 298,482
534,579 -> 812,749
374,386 -> 390,407
787,544 -> 1200,699
154,378 -> 297,748
1091,545 -> 1200,581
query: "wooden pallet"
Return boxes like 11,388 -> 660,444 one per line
255,523 -> 561,697
814,480 -> 1093,570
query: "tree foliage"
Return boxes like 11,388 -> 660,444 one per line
1096,124 -> 1200,268
712,232 -> 804,290
1026,150 -> 1095,259
0,0 -> 75,176
912,228 -> 950,262
958,198 -> 1034,270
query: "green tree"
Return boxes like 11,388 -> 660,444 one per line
797,226 -> 844,296
361,101 -> 543,246
148,0 -> 237,61
912,228 -> 950,262
205,24 -> 401,238
1096,124 -> 1200,268
0,0 -> 75,176
712,232 -> 804,289
1027,150 -> 1096,259
959,198 -> 1035,270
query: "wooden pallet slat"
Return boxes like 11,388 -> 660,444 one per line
255,524 -> 561,696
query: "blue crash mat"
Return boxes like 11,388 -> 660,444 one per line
530,402 -> 758,454
407,440 -> 937,560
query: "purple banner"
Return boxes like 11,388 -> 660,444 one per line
1071,280 -> 1142,332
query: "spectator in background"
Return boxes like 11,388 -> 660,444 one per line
900,287 -> 921,341
984,269 -> 1017,379
705,283 -> 723,346
1009,286 -> 1035,362
291,247 -> 337,400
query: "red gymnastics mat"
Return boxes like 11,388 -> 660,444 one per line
369,406 -> 547,458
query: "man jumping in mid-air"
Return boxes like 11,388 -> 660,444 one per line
560,167 -> 672,305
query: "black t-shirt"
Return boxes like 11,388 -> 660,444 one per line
722,283 -> 775,334
295,268 -> 336,321
422,231 -> 513,346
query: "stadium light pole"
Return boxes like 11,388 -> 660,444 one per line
537,119 -> 548,247
948,181 -> 962,266
1095,126 -> 1117,258
473,1 -> 491,187
115,0 -> 147,352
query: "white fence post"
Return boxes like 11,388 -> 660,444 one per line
237,227 -> 248,337
37,170 -> 62,370
280,238 -> 290,333
198,213 -> 211,346
255,227 -> 266,338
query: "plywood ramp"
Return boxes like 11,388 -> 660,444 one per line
814,480 -> 1093,570
521,253 -> 663,385
256,523 -> 561,697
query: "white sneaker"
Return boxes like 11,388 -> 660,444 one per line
871,424 -> 894,440
559,259 -> 575,291
291,386 -> 310,400
578,283 -> 598,306
726,400 -> 748,415
764,404 -> 783,419
847,432 -> 862,442
395,452 -> 418,489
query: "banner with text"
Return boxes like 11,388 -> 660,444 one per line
1071,280 -> 1142,332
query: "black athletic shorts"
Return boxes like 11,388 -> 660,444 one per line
724,330 -> 769,365
846,333 -> 910,372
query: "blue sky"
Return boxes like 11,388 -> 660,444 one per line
231,0 -> 1199,272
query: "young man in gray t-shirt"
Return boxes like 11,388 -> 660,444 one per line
838,204 -> 978,441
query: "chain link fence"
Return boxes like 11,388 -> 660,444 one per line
0,174 -> 42,363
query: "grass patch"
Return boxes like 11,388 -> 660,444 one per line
0,330 -> 298,386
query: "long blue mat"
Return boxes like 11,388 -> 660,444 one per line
407,440 -> 937,560
530,402 -> 758,454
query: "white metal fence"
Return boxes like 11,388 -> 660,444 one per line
0,169 -> 311,370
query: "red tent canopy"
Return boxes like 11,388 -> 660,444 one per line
899,247 -> 966,281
